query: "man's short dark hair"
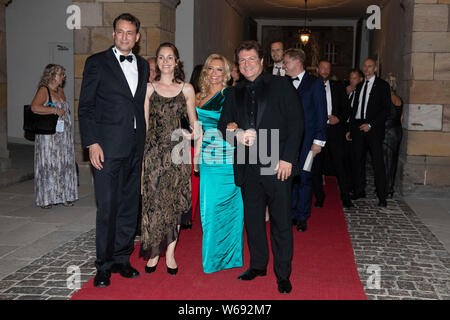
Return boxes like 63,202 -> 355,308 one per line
318,58 -> 331,67
235,40 -> 264,62
270,41 -> 284,49
350,68 -> 364,78
113,13 -> 141,33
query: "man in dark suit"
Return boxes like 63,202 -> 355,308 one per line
344,69 -> 364,194
283,48 -> 328,232
312,59 -> 353,209
346,58 -> 390,207
218,40 -> 304,294
78,13 -> 150,287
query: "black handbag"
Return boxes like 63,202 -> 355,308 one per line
23,87 -> 58,134
180,113 -> 191,132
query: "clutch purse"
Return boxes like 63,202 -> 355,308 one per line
23,87 -> 58,135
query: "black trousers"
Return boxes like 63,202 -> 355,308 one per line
312,126 -> 351,202
93,137 -> 142,272
241,165 -> 293,281
350,122 -> 386,201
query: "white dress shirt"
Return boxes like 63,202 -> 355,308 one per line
272,62 -> 286,77
355,75 -> 376,120
291,71 -> 326,147
112,47 -> 138,128
324,80 -> 332,124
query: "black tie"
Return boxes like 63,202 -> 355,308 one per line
361,81 -> 369,120
120,55 -> 133,63
290,77 -> 299,83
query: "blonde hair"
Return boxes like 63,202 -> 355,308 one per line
198,54 -> 231,100
385,73 -> 397,92
38,64 -> 65,89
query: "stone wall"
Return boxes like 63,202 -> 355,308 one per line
72,0 -> 179,166
373,0 -> 450,194
0,0 -> 9,172
401,0 -> 450,193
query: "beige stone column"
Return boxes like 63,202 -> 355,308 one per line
72,0 -> 179,180
400,0 -> 450,193
0,0 -> 10,172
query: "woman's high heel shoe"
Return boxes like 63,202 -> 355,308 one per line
145,265 -> 157,274
167,266 -> 178,275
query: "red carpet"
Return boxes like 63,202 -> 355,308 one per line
71,177 -> 366,300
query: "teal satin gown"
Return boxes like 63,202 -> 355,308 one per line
196,88 -> 244,273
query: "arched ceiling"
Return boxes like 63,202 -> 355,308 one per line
228,0 -> 388,19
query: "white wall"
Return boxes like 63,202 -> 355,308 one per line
176,0 -> 194,80
6,0 -> 74,143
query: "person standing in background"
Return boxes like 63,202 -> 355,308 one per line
312,59 -> 353,209
31,64 -> 78,210
383,74 -> 404,199
283,48 -> 327,233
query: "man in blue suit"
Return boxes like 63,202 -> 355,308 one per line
283,48 -> 327,232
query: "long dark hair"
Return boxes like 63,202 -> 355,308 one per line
154,42 -> 185,84
189,64 -> 203,94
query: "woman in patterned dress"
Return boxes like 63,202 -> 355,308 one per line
30,64 -> 78,209
140,43 -> 197,275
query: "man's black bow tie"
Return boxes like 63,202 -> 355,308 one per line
290,77 -> 300,82
120,55 -> 133,63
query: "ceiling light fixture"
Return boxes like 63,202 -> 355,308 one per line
299,0 -> 311,46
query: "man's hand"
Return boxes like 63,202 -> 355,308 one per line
226,122 -> 239,131
275,160 -> 292,182
89,143 -> 104,171
359,123 -> 371,133
311,143 -> 322,157
346,132 -> 352,141
328,115 -> 340,125
236,129 -> 257,147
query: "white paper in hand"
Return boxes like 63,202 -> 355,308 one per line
303,150 -> 314,172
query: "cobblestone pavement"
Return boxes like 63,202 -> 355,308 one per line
1,184 -> 449,300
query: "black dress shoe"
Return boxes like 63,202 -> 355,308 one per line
237,268 -> 267,281
277,279 -> 292,294
180,222 -> 192,230
291,218 -> 298,226
93,271 -> 111,288
167,266 -> 178,275
296,220 -> 307,232
342,198 -> 354,208
378,199 -> 387,207
351,191 -> 366,200
111,264 -> 140,278
314,200 -> 324,208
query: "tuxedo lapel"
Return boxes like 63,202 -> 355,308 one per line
104,47 -> 134,99
235,85 -> 248,129
256,75 -> 270,128
135,56 -> 146,98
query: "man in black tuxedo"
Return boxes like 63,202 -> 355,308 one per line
265,41 -> 286,77
78,13 -> 150,287
312,60 -> 353,209
346,58 -> 390,207
218,40 -> 304,294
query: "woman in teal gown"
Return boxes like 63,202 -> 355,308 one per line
195,54 -> 244,274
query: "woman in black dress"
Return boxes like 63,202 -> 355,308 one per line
383,74 -> 404,199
